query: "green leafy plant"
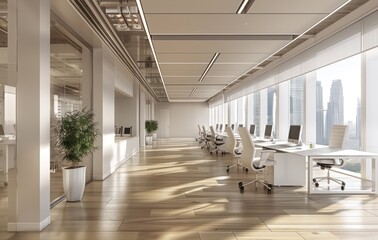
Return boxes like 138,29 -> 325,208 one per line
53,108 -> 100,168
145,120 -> 154,136
151,120 -> 158,133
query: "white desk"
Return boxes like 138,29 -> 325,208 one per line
256,142 -> 378,194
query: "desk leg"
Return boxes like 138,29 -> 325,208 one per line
308,156 -> 312,194
4,144 -> 8,174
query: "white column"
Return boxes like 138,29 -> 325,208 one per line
139,89 -> 146,146
9,0 -> 51,231
93,47 -> 115,180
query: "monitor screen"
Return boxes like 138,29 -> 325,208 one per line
231,124 -> 235,131
124,127 -> 132,135
219,124 -> 223,132
224,124 -> 228,132
264,125 -> 273,139
238,124 -> 243,128
249,124 -> 256,135
288,125 -> 302,144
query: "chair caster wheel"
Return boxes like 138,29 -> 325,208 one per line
245,168 -> 248,172
342,181 -> 345,186
267,189 -> 272,194
315,182 -> 319,188
238,182 -> 243,187
239,186 -> 244,192
312,179 -> 317,183
341,185 -> 345,190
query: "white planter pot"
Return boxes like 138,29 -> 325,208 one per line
146,135 -> 153,145
62,166 -> 86,202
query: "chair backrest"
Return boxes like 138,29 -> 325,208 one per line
197,124 -> 202,135
225,126 -> 237,154
210,126 -> 216,138
215,124 -> 219,131
238,127 -> 256,168
328,125 -> 348,148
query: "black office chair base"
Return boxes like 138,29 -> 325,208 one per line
238,180 -> 273,194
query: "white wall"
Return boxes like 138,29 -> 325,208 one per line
93,45 -> 139,180
155,102 -> 208,138
115,96 -> 137,136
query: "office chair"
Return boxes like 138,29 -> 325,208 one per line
196,124 -> 203,142
202,126 -> 212,150
237,127 -> 276,194
209,126 -> 225,154
225,126 -> 246,172
313,125 -> 348,190
219,124 -> 223,132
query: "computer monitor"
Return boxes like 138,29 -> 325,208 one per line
264,125 -> 273,139
215,124 -> 219,131
231,124 -> 235,131
249,124 -> 256,136
219,124 -> 223,132
224,124 -> 228,132
238,124 -> 243,128
124,126 -> 132,136
287,125 -> 302,144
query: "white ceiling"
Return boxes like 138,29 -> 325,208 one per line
139,0 -> 350,102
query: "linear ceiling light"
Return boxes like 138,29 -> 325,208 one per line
198,53 -> 220,82
136,0 -> 170,101
237,0 -> 254,14
189,87 -> 197,97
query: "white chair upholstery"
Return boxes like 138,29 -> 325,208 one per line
209,126 -> 225,154
225,126 -> 246,172
238,127 -> 276,193
313,125 -> 348,190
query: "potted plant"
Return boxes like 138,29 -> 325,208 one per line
145,120 -> 154,145
151,120 -> 158,140
53,108 -> 99,201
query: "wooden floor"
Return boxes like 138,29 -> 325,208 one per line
2,139 -> 378,239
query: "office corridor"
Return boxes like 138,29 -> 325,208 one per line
2,139 -> 378,239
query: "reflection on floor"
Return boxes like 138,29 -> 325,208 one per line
1,139 -> 378,239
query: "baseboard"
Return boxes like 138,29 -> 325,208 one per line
8,216 -> 50,231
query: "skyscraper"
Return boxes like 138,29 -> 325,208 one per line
254,92 -> 260,136
325,79 -> 344,143
316,81 -> 325,144
356,98 -> 361,144
290,76 -> 305,125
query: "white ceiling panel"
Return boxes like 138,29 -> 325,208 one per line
160,64 -> 207,72
153,40 -> 290,54
137,0 -> 355,102
157,53 -> 214,64
141,0 -> 243,14
249,0 -> 349,14
145,14 -> 327,35
202,76 -> 237,85
217,54 -> 267,64
164,76 -> 199,84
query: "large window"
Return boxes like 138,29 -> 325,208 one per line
314,55 -> 361,149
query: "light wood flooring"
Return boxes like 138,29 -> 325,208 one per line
2,138 -> 378,239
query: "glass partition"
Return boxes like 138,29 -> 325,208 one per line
50,22 -> 83,202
